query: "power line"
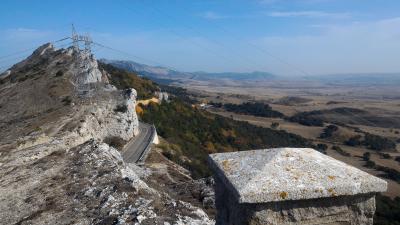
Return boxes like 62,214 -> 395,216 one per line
142,0 -> 271,72
92,41 -> 171,68
158,1 -> 312,76
0,37 -> 70,61
91,41 -> 200,80
0,47 -> 39,60
0,41 -> 72,72
118,0 -> 259,72
206,23 -> 311,76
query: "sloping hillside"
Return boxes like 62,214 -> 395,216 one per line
0,44 -> 213,224
98,62 -> 159,99
139,86 -> 312,178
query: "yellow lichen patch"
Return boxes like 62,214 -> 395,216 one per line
279,192 -> 288,199
327,175 -> 336,180
327,188 -> 337,196
222,160 -> 231,172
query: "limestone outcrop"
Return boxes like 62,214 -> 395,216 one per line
0,44 -> 213,224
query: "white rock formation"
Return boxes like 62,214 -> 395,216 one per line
0,43 -> 213,224
73,50 -> 104,84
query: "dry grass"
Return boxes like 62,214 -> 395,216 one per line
190,83 -> 400,198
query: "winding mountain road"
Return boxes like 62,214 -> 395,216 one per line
122,122 -> 154,163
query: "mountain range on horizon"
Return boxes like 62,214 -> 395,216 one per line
99,59 -> 400,87
99,59 -> 277,83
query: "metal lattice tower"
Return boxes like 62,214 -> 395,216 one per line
70,24 -> 96,101
72,24 -> 79,52
71,24 -> 92,54
83,35 -> 92,54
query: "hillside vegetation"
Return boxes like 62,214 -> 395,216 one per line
211,102 -> 284,118
344,133 -> 397,151
289,107 -> 400,128
101,65 -> 311,177
99,62 -> 159,99
140,87 -> 312,178
101,62 -> 399,224
374,195 -> 400,225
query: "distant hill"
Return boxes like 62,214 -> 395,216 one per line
191,71 -> 276,81
302,73 -> 400,86
99,59 -> 191,82
99,59 -> 276,83
100,59 -> 400,89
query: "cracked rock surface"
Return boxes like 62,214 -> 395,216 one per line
0,44 -> 214,225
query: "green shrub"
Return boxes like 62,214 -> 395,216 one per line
223,102 -> 284,118
271,122 -> 280,129
375,165 -> 400,183
374,194 -> 400,225
364,133 -> 396,151
332,145 -> 351,156
345,135 -> 362,146
209,101 -> 223,108
363,152 -> 371,161
379,153 -> 392,159
55,70 -> 63,77
104,136 -> 127,151
17,76 -> 29,82
288,112 -> 324,127
316,144 -> 328,154
61,96 -> 72,106
319,125 -> 338,139
365,160 -> 376,168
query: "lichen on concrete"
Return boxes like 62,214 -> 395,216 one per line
209,148 -> 387,203
210,148 -> 388,225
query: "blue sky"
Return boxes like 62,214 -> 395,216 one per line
1,0 -> 400,75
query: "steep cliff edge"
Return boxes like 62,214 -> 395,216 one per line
0,44 -> 213,224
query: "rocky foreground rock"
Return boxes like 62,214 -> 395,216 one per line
209,148 -> 387,225
0,44 -> 213,224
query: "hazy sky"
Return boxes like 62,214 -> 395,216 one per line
1,0 -> 400,75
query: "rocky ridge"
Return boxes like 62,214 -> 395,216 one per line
0,44 -> 214,224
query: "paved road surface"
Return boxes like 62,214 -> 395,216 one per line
122,122 -> 153,163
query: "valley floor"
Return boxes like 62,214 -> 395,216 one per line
188,84 -> 400,198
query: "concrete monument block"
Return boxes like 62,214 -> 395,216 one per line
208,148 -> 387,225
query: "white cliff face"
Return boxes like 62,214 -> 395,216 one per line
68,49 -> 139,141
73,50 -> 104,84
124,88 -> 140,136
76,88 -> 140,141
0,42 -> 141,144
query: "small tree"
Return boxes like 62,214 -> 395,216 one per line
345,135 -> 362,146
271,122 -> 280,129
363,152 -> 371,161
316,143 -> 328,154
365,160 -> 376,168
